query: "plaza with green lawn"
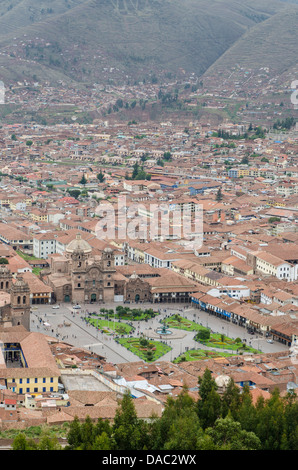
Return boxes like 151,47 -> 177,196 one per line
195,330 -> 260,354
97,306 -> 159,322
116,337 -> 171,363
174,349 -> 235,363
162,314 -> 207,332
86,317 -> 134,336
162,314 -> 261,357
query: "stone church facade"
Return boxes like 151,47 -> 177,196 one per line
43,234 -> 116,304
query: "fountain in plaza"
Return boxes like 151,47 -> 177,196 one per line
156,324 -> 172,335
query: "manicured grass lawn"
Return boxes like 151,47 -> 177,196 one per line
163,314 -> 207,332
117,337 -> 171,363
196,332 -> 260,354
87,318 -> 134,335
174,349 -> 235,363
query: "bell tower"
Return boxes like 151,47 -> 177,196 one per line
0,265 -> 13,292
100,247 -> 115,302
71,248 -> 88,304
10,275 -> 31,330
65,233 -> 92,304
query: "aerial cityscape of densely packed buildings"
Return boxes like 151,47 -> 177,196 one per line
0,75 -> 297,436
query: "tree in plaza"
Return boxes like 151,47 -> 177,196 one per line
116,305 -> 131,318
116,305 -> 124,316
196,327 -> 210,341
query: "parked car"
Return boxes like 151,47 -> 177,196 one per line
267,339 -> 273,343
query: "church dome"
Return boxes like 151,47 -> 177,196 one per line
66,233 -> 92,255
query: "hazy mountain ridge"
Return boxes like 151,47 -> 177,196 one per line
0,0 -> 296,86
204,6 -> 298,73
